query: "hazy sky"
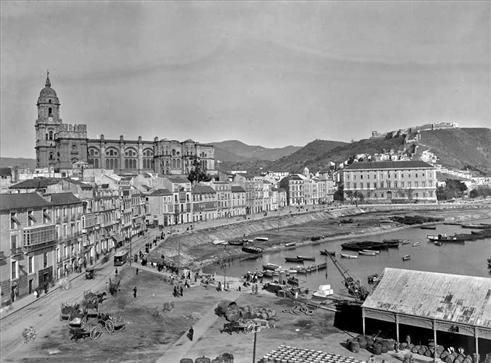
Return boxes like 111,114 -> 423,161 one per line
1,1 -> 490,158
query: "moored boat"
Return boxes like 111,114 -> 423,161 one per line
420,225 -> 437,230
412,241 -> 422,247
284,242 -> 297,247
434,241 -> 442,246
242,245 -> 264,254
359,250 -> 378,256
382,239 -> 401,248
341,241 -> 388,251
340,253 -> 358,259
297,255 -> 315,261
212,239 -> 227,245
263,270 -> 274,278
402,255 -> 411,261
316,262 -> 327,270
228,240 -> 244,246
427,234 -> 467,242
263,263 -> 281,271
254,236 -> 269,242
285,257 -> 304,263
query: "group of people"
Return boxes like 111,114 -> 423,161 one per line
244,271 -> 263,284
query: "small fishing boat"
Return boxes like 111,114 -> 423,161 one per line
288,269 -> 298,274
297,256 -> 315,261
263,270 -> 274,278
228,240 -> 244,246
427,234 -> 467,242
284,242 -> 297,247
242,245 -> 264,254
285,257 -> 304,263
340,253 -> 358,259
254,236 -> 269,242
420,225 -> 437,230
296,267 -> 307,274
362,249 -> 379,254
263,263 -> 281,271
400,240 -> 411,245
312,284 -> 334,299
412,242 -> 421,247
212,239 -> 227,245
316,262 -> 327,270
341,241 -> 388,251
434,241 -> 442,246
320,249 -> 336,256
402,255 -> 411,261
359,250 -> 378,256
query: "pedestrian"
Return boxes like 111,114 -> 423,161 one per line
133,286 -> 137,298
33,289 -> 38,299
136,268 -> 139,275
179,285 -> 183,297
115,268 -> 118,276
187,326 -> 194,341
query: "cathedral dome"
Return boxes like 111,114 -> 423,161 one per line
37,72 -> 59,104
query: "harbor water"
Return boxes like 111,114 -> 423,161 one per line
204,217 -> 491,296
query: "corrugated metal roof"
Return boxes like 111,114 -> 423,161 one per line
0,193 -> 52,211
344,160 -> 433,170
49,192 -> 82,206
363,268 -> 491,329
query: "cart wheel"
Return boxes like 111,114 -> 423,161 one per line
90,326 -> 103,340
105,320 -> 114,334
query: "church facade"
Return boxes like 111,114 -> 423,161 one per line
35,74 -> 216,176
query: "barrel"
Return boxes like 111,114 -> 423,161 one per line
381,341 -> 389,353
357,336 -> 368,349
453,354 -> 465,363
180,359 -> 193,363
195,357 -> 211,363
373,343 -> 383,355
349,340 -> 360,353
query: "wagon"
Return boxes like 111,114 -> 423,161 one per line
97,312 -> 126,334
85,267 -> 95,280
221,319 -> 256,335
60,303 -> 82,321
69,325 -> 103,341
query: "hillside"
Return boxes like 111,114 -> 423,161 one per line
264,127 -> 491,175
418,128 -> 491,174
0,157 -> 36,169
212,140 -> 301,162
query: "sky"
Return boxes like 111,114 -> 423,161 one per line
1,1 -> 490,158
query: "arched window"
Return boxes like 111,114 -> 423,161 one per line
48,99 -> 52,104
94,159 -> 99,168
49,131 -> 53,140
106,159 -> 110,169
125,159 -> 128,169
48,108 -> 52,116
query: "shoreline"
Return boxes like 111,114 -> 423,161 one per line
150,203 -> 491,273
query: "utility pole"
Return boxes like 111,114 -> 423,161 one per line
252,327 -> 257,363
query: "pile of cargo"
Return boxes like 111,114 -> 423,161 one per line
215,300 -> 277,322
346,335 -> 396,354
406,343 -> 476,363
180,353 -> 234,363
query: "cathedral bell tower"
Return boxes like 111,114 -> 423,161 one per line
35,72 -> 62,168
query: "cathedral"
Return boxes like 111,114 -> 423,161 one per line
34,73 -> 216,175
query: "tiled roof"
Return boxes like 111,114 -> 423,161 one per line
231,186 -> 246,193
149,189 -> 172,196
165,175 -> 190,184
0,193 -> 52,212
344,160 -> 433,170
192,184 -> 216,194
10,178 -> 60,189
362,268 -> 491,329
49,192 -> 82,206
0,167 -> 12,177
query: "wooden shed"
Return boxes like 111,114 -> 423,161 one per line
362,268 -> 491,358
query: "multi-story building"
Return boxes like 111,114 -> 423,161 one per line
33,73 -> 216,176
342,161 -> 437,203
279,174 -> 306,206
191,184 -> 218,222
94,185 -> 120,253
48,192 -> 84,279
212,181 -> 232,218
230,186 -> 247,216
162,176 -> 192,225
147,189 -> 174,227
0,168 -> 14,191
0,193 -> 56,304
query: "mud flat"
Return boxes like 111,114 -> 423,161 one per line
149,204 -> 491,271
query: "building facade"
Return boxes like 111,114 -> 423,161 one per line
343,161 -> 437,203
34,74 -> 216,176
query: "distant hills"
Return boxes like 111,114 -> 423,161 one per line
2,128 -> 490,176
211,140 -> 302,162
0,157 -> 36,169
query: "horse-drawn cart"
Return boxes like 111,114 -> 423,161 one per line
68,317 -> 103,341
97,312 -> 126,334
60,303 -> 82,321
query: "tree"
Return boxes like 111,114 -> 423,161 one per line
334,184 -> 344,201
345,190 -> 354,204
353,191 -> 365,203
187,156 -> 211,183
437,179 -> 468,201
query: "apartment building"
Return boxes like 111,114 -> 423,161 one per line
230,186 -> 247,216
192,184 -> 218,222
343,160 -> 437,203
